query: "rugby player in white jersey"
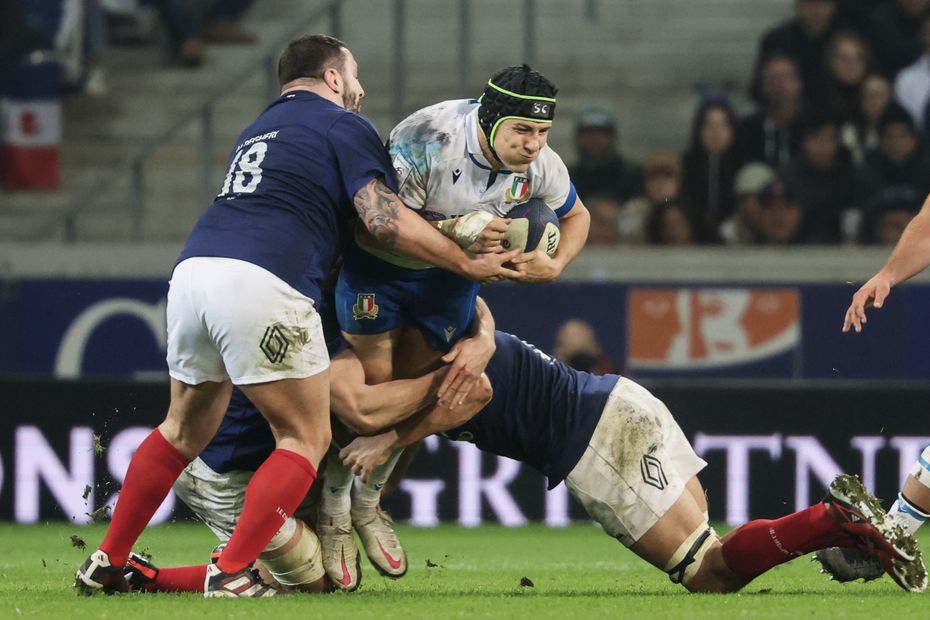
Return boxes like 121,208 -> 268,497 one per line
815,192 -> 930,582
323,64 -> 591,588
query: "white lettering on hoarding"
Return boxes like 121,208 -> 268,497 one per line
5,428 -> 929,526
15,426 -> 94,523
399,480 -> 445,527
850,436 -> 886,492
456,443 -> 526,527
784,436 -> 843,510
107,428 -> 174,524
397,434 -> 444,527
545,482 -> 570,527
693,433 -> 782,525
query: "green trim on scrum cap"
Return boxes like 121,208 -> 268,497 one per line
488,115 -> 554,150
486,80 -> 557,103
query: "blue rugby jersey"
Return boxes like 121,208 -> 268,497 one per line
199,330 -> 616,480
444,332 -> 617,489
177,90 -> 396,304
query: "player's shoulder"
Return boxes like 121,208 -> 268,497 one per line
389,99 -> 472,165
328,108 -> 381,139
393,99 -> 474,133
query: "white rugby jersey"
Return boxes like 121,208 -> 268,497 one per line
390,99 -> 575,218
358,99 -> 577,268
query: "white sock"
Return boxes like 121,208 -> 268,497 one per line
320,456 -> 353,516
351,448 -> 405,513
889,493 -> 930,536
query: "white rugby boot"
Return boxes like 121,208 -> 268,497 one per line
352,505 -> 408,578
317,509 -> 361,591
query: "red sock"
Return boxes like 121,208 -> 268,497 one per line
141,564 -> 208,593
216,449 -> 316,574
100,429 -> 188,567
721,502 -> 853,579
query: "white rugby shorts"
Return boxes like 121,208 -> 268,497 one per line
166,257 -> 329,385
565,378 -> 707,546
173,457 -> 316,548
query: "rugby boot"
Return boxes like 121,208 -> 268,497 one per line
813,547 -> 883,583
203,562 -> 279,597
317,509 -> 361,591
124,552 -> 159,591
352,506 -> 408,578
823,474 -> 927,592
74,549 -> 129,595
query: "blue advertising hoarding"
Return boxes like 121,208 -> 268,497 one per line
2,277 -> 925,380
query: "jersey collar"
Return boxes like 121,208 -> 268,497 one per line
465,107 -> 513,174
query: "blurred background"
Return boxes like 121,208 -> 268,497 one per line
2,0 -> 930,529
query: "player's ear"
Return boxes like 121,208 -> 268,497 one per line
323,66 -> 341,93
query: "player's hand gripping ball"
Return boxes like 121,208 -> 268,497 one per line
502,198 -> 561,256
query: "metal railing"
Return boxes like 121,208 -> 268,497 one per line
40,0 -> 593,243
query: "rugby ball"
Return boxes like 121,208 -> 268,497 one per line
502,198 -> 561,256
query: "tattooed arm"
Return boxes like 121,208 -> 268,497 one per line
353,176 -> 523,282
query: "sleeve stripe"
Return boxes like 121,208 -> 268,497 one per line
555,182 -> 577,218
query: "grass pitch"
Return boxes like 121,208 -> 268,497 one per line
0,522 -> 927,619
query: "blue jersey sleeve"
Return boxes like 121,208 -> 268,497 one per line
328,114 -> 399,202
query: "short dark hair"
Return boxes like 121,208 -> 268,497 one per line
277,34 -> 347,86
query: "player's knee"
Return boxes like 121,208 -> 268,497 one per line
259,519 -> 328,593
157,419 -> 208,460
664,524 -> 732,593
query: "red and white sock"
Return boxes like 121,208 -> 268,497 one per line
216,449 -> 317,574
721,502 -> 853,580
139,564 -> 208,593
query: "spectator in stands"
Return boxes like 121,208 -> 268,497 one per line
645,200 -> 697,246
569,105 -> 642,205
619,154 -> 682,244
680,94 -> 743,243
859,184 -> 922,244
720,162 -> 776,245
552,319 -> 618,375
846,73 -> 893,164
750,0 -> 843,108
738,53 -> 806,168
782,110 -> 864,242
149,0 -> 257,67
868,0 -> 929,76
754,179 -> 805,244
823,31 -> 874,125
894,13 -> 930,131
863,102 -> 930,194
585,196 -> 622,246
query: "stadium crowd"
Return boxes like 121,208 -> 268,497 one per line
6,0 -> 930,246
577,0 -> 930,248
0,0 -> 258,97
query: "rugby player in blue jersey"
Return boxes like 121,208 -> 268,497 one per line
324,64 -> 591,587
338,331 -> 927,593
117,296 -> 495,594
126,316 -> 926,594
75,34 -> 520,598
